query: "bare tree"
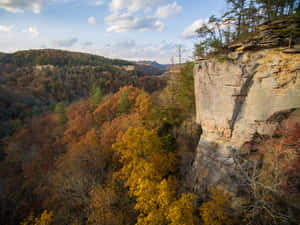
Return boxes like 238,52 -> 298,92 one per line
232,128 -> 299,225
177,45 -> 183,65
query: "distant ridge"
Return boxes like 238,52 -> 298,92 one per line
0,49 -> 134,67
0,49 -> 164,76
136,60 -> 169,70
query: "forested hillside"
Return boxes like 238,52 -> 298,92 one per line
0,0 -> 299,224
0,49 -> 133,67
0,62 -> 198,225
0,49 -> 166,139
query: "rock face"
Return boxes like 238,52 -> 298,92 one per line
192,49 -> 300,194
228,18 -> 300,51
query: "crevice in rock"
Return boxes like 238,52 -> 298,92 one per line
274,74 -> 298,89
203,62 -> 211,81
230,64 -> 259,137
266,108 -> 297,122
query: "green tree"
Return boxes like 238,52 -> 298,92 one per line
31,106 -> 41,118
194,43 -> 207,57
48,101 -> 56,111
223,0 -> 247,37
90,83 -> 103,106
175,62 -> 195,115
55,102 -> 67,125
274,11 -> 300,48
118,89 -> 130,115
194,16 -> 229,56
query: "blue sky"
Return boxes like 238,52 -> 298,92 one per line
0,0 -> 226,63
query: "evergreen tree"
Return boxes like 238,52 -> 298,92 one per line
31,106 -> 41,118
194,16 -> 224,56
55,102 -> 67,125
194,0 -> 300,56
118,89 -> 130,114
90,83 -> 103,105
223,0 -> 248,38
48,101 -> 56,111
175,62 -> 195,115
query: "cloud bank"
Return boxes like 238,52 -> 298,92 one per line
181,18 -> 208,39
155,1 -> 182,19
0,0 -> 42,13
52,38 -> 78,47
0,25 -> 14,32
109,0 -> 167,12
22,26 -> 40,37
88,16 -> 97,24
105,0 -> 182,32
95,0 -> 104,6
105,12 -> 164,32
81,39 -> 181,64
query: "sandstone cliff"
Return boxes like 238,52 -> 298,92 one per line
192,49 -> 300,195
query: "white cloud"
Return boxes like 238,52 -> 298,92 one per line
105,12 -> 164,32
89,40 -> 180,64
88,16 -> 97,24
22,26 -> 40,37
51,38 -> 78,47
181,18 -> 234,39
181,18 -> 208,39
106,0 -> 176,33
115,39 -> 136,48
0,0 -> 42,13
82,41 -> 93,46
109,0 -> 166,12
155,1 -> 182,19
95,0 -> 104,5
0,25 -> 14,32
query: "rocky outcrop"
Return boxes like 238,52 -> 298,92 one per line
229,18 -> 300,51
192,49 -> 300,194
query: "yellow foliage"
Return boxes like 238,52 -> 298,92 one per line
199,189 -> 234,225
113,126 -> 195,225
113,127 -> 174,225
21,210 -> 53,225
167,193 -> 196,225
113,126 -> 177,189
135,90 -> 153,119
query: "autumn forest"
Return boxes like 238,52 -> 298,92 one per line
1,0 -> 300,224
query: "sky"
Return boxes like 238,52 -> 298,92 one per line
0,0 -> 226,64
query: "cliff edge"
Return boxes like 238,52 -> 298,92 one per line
192,48 -> 300,195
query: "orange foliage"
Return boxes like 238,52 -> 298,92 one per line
274,121 -> 300,192
93,86 -> 140,125
63,101 -> 95,145
88,185 -> 120,225
69,128 -> 109,178
100,114 -> 136,169
1,113 -> 64,224
22,114 -> 64,185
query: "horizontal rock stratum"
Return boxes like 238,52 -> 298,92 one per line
194,49 -> 300,148
192,49 -> 300,194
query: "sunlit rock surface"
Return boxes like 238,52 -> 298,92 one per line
192,49 -> 300,194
